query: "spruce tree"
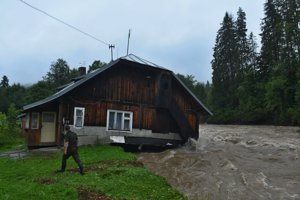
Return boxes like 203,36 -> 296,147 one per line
284,0 -> 300,123
258,0 -> 283,82
261,0 -> 299,124
281,0 -> 300,106
0,76 -> 9,88
237,32 -> 264,123
211,12 -> 239,120
235,8 -> 262,123
236,7 -> 249,79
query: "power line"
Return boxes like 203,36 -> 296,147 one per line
18,0 -> 110,47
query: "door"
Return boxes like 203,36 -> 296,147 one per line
41,112 -> 56,143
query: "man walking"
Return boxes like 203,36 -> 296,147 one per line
57,125 -> 84,175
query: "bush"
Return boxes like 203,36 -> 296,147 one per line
0,104 -> 22,145
0,112 -> 10,143
207,108 -> 240,124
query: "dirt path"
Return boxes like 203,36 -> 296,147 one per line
0,147 -> 60,159
0,149 -> 27,159
137,125 -> 300,200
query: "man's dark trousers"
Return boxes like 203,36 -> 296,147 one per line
61,147 -> 84,173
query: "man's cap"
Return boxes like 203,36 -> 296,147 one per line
65,125 -> 70,130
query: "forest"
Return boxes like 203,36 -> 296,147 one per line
210,0 -> 299,125
181,0 -> 300,125
0,0 -> 299,135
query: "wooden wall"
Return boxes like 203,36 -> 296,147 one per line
72,63 -> 157,105
23,103 -> 59,146
61,61 -> 206,137
62,62 -> 189,134
23,60 -> 209,146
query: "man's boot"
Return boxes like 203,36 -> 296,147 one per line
79,165 -> 84,175
57,156 -> 66,173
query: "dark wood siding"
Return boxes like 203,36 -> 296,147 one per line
71,63 -> 158,105
171,77 -> 201,132
23,58 -> 210,146
62,63 -> 182,133
23,102 -> 59,147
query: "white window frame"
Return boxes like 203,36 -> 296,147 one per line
106,109 -> 133,132
31,112 -> 39,129
74,107 -> 85,128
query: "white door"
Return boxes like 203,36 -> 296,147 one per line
41,112 -> 56,143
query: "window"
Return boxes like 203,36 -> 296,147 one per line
107,110 -> 133,132
31,113 -> 39,129
74,107 -> 85,128
43,112 -> 55,123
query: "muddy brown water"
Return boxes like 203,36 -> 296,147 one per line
137,125 -> 300,200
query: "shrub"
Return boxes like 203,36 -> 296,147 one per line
0,104 -> 22,145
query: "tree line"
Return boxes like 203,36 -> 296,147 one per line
0,59 -> 105,114
178,0 -> 299,125
0,59 -> 105,145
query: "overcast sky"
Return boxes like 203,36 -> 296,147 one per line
0,0 -> 264,85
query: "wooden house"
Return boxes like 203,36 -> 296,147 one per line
22,54 -> 212,147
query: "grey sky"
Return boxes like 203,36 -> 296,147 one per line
0,0 -> 264,85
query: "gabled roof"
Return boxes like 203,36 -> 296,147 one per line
122,54 -> 167,70
23,54 -> 212,115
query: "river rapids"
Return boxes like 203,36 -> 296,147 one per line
137,125 -> 300,200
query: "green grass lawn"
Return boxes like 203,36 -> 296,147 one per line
0,136 -> 26,153
0,145 -> 186,200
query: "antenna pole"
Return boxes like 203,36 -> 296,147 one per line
126,29 -> 131,55
109,44 -> 115,61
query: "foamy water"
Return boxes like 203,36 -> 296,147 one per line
137,125 -> 300,200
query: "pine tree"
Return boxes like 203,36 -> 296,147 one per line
258,0 -> 283,82
0,75 -> 9,88
0,76 -> 9,113
261,0 -> 300,124
236,7 -> 249,79
281,0 -> 300,106
211,12 -> 239,112
284,0 -> 300,123
237,32 -> 265,123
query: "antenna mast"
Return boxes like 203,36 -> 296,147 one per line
127,29 -> 131,55
109,44 -> 115,61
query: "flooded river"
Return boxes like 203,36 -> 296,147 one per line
137,125 -> 300,200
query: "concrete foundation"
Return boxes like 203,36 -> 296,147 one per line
69,126 -> 182,146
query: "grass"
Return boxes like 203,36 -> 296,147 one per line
0,138 -> 26,153
0,145 -> 186,200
